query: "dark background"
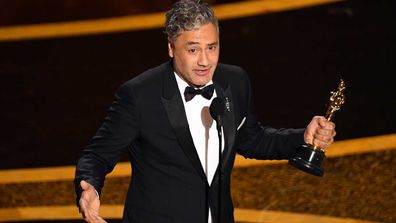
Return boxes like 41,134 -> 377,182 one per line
0,0 -> 395,169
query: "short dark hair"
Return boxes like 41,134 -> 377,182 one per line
165,0 -> 219,42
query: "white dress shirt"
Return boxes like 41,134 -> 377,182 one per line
174,72 -> 224,223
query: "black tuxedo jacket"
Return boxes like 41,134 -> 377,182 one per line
75,61 -> 304,223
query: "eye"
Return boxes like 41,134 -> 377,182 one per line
208,45 -> 217,51
188,48 -> 198,54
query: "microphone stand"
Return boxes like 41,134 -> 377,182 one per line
209,97 -> 225,223
215,117 -> 222,223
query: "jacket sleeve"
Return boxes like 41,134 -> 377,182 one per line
234,74 -> 305,160
74,82 -> 139,205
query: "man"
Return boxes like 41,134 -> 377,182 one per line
74,0 -> 336,222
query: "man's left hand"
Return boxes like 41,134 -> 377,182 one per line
304,116 -> 336,149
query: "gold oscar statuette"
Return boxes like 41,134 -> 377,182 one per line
289,79 -> 346,177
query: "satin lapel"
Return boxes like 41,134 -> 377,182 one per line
161,65 -> 207,183
212,83 -> 236,184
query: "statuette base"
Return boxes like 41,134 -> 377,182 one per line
289,145 -> 325,177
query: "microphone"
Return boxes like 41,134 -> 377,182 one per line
209,97 -> 225,130
209,97 -> 225,223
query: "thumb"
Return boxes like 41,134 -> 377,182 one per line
318,116 -> 327,127
80,180 -> 91,191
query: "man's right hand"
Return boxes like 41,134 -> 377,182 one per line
79,180 -> 107,223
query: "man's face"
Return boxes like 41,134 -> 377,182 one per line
168,23 -> 220,87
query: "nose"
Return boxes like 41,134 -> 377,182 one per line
197,51 -> 209,67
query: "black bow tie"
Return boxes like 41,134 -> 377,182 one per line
184,84 -> 214,102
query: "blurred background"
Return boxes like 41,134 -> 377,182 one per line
0,0 -> 395,222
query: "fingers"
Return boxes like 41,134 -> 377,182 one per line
79,181 -> 105,223
313,119 -> 336,149
82,212 -> 107,223
80,197 -> 106,223
305,116 -> 336,149
312,133 -> 334,149
83,212 -> 107,223
316,127 -> 336,137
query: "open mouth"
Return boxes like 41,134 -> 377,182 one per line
194,68 -> 211,76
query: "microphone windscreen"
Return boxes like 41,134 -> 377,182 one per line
209,97 -> 225,120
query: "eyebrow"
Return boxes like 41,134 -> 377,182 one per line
208,41 -> 219,47
186,41 -> 219,46
186,41 -> 199,45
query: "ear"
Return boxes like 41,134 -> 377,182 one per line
167,39 -> 174,58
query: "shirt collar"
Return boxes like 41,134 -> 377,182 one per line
174,72 -> 214,101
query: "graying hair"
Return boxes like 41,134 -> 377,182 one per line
165,0 -> 219,42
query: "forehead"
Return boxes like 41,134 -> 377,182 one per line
174,23 -> 219,44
